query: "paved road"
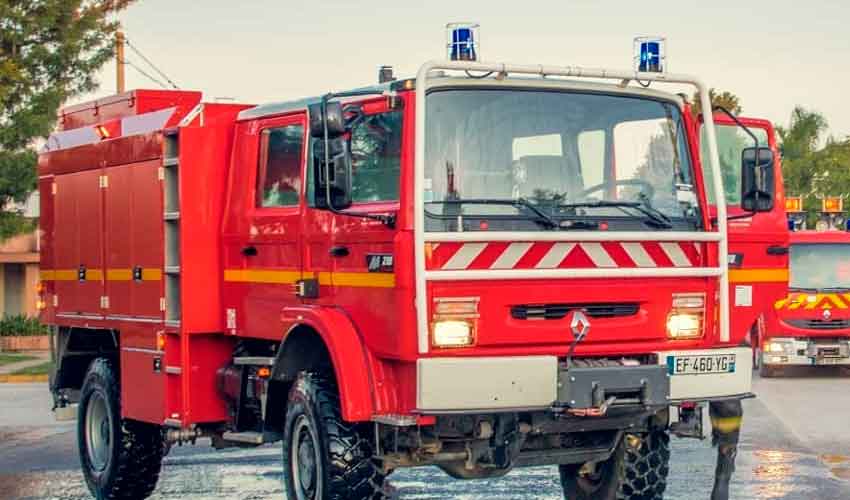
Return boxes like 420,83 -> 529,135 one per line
1,369 -> 849,499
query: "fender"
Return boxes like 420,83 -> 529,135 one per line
279,305 -> 377,422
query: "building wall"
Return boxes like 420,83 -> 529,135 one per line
0,230 -> 40,318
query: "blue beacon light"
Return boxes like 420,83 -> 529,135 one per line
635,37 -> 666,73
447,23 -> 479,61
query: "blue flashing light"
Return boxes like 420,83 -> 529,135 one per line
447,23 -> 479,61
787,219 -> 796,231
639,41 -> 662,72
845,219 -> 850,232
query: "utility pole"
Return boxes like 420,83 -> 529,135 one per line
116,31 -> 126,93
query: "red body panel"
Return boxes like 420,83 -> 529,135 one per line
59,90 -> 201,131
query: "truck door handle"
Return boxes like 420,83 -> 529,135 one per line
329,246 -> 350,258
241,245 -> 258,257
767,246 -> 789,256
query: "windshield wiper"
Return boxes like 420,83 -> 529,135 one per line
428,198 -> 558,229
820,287 -> 850,293
558,201 -> 674,229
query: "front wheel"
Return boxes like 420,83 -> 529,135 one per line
560,437 -> 625,499
78,358 -> 164,500
282,372 -> 386,500
620,430 -> 670,500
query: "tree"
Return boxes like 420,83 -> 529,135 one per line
691,89 -> 742,118
0,0 -> 135,239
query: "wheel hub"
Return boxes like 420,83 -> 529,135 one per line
84,391 -> 112,472
291,416 -> 320,500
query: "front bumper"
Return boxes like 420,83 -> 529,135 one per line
763,338 -> 850,366
416,347 -> 752,412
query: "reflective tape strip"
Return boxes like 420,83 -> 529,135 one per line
536,243 -> 575,269
581,242 -> 616,268
224,269 -> 302,284
224,269 -> 394,288
442,243 -> 487,270
728,268 -> 789,284
660,242 -> 692,267
621,242 -> 657,268
711,416 -> 742,434
491,242 -> 532,269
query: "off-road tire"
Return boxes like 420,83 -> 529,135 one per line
560,436 -> 626,499
282,372 -> 386,500
619,430 -> 670,500
77,358 -> 165,500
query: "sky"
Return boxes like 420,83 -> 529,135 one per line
77,0 -> 850,139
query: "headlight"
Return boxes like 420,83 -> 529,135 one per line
432,320 -> 474,347
667,313 -> 702,339
431,297 -> 479,348
765,340 -> 792,353
667,293 -> 705,339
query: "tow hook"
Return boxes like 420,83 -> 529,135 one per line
566,396 -> 617,417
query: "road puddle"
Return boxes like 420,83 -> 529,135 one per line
821,454 -> 850,481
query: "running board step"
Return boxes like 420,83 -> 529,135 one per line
220,431 -> 282,445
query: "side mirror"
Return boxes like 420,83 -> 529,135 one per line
312,137 -> 352,209
309,101 -> 345,138
741,146 -> 775,212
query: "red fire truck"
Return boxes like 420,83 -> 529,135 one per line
695,114 -> 790,362
41,52 -> 774,498
760,227 -> 850,377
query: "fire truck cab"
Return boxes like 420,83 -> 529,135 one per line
41,41 -> 774,499
762,229 -> 850,376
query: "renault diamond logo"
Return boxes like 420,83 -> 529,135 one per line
570,310 -> 591,340
824,308 -> 832,320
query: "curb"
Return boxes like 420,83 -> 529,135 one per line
0,374 -> 49,383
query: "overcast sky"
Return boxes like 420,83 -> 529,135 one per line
78,0 -> 850,138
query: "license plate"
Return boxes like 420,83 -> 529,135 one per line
667,354 -> 736,375
815,357 -> 845,366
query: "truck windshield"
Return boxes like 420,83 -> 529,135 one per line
790,243 -> 850,290
700,124 -> 769,205
423,89 -> 701,232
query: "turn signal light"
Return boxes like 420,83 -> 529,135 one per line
156,331 -> 166,351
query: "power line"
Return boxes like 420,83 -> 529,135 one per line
124,60 -> 168,89
124,38 -> 180,89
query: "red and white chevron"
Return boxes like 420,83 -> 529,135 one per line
426,241 -> 703,270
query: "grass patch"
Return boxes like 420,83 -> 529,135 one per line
11,362 -> 52,376
0,353 -> 36,367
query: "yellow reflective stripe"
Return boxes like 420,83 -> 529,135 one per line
789,293 -> 807,310
326,272 -> 395,288
728,268 -> 789,284
224,269 -> 395,288
224,269 -> 303,284
42,268 -> 164,282
827,294 -> 848,309
107,269 -> 133,281
711,416 -> 742,434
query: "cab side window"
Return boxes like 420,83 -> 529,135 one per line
350,111 -> 402,202
257,124 -> 304,208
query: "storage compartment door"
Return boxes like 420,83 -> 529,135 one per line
104,165 -> 133,317
130,160 -> 164,319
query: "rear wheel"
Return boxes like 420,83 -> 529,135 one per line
560,437 -> 625,499
282,372 -> 386,500
619,430 -> 670,500
78,358 -> 164,500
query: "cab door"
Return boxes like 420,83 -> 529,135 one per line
699,115 -> 790,343
224,114 -> 307,339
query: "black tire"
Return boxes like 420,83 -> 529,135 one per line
620,430 -> 670,500
759,363 -> 778,378
282,372 -> 386,500
560,436 -> 625,500
77,358 -> 165,500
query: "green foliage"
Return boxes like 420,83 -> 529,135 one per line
0,314 -> 48,337
778,107 -> 850,224
691,89 -> 742,118
0,0 -> 135,240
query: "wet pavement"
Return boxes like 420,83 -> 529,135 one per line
1,369 -> 849,499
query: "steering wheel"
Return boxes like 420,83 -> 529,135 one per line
578,179 -> 655,201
